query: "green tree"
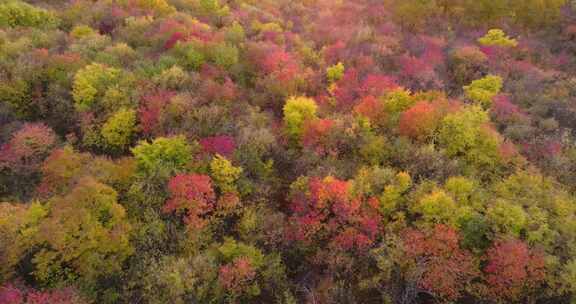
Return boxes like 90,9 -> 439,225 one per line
101,108 -> 137,150
326,62 -> 345,83
118,0 -> 176,16
283,96 -> 318,141
211,43 -> 239,70
437,106 -> 489,157
72,63 -> 121,111
437,106 -> 504,174
379,171 -> 412,215
225,22 -> 245,45
34,177 -> 133,286
560,259 -> 576,301
131,136 -> 194,180
154,65 -> 189,90
411,189 -> 461,225
70,25 -> 97,39
360,135 -> 390,166
491,171 -> 576,250
197,0 -> 230,18
0,79 -> 31,118
444,176 -> 477,206
210,154 -> 243,194
174,43 -> 206,70
0,0 -> 60,28
0,201 -> 47,281
464,75 -> 503,108
384,88 -> 415,114
464,125 -> 503,172
486,199 -> 527,236
477,29 -> 517,47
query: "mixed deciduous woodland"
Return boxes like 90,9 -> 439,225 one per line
2,0 -> 576,303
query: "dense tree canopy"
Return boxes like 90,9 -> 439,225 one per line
2,0 -> 576,303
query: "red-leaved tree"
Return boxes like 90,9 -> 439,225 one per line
0,283 -> 85,304
490,94 -> 528,124
200,135 -> 236,157
287,176 -> 381,252
484,239 -> 546,301
260,49 -> 300,83
354,96 -> 386,126
302,119 -> 335,154
398,101 -> 440,140
218,257 -> 257,293
138,90 -> 176,136
359,74 -> 399,97
0,123 -> 57,173
402,224 -> 478,301
163,174 -> 216,229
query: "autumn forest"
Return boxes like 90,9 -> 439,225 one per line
1,0 -> 576,303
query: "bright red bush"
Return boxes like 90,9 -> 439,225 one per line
0,284 -> 23,304
287,177 -> 381,252
402,225 -> 478,301
0,283 -> 85,304
359,74 -> 399,97
398,101 -> 440,140
259,49 -> 300,83
200,135 -> 236,157
484,239 -> 546,301
164,174 -> 216,229
354,95 -> 386,124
